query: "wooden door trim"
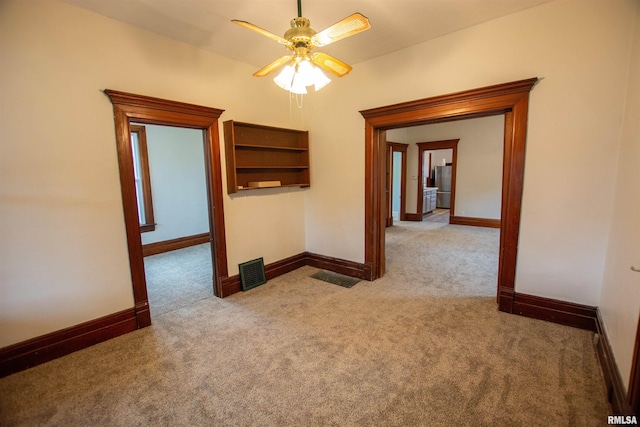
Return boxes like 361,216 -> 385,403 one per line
360,78 -> 538,310
388,142 -> 408,222
416,139 -> 459,219
629,314 -> 640,414
104,90 -> 227,328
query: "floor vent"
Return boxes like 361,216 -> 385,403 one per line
239,257 -> 267,291
311,270 -> 361,288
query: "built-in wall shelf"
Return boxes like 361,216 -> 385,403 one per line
223,120 -> 310,194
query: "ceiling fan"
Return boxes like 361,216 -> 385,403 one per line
232,0 -> 371,93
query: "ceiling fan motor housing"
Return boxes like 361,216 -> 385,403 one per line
285,17 -> 316,48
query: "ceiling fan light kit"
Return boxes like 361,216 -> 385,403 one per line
274,59 -> 331,94
232,0 -> 371,94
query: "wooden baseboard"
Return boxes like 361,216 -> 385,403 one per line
220,252 -> 370,297
499,291 -> 625,412
499,291 -> 597,331
0,308 -> 137,378
595,310 -> 633,415
450,216 -> 500,228
142,232 -> 210,257
220,253 -> 308,297
404,213 -> 422,222
304,252 -> 370,279
220,275 -> 241,297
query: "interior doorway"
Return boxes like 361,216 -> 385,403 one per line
383,121 -> 502,297
417,140 -> 458,220
131,123 -> 213,319
360,78 -> 538,313
105,90 -> 228,328
386,142 -> 407,226
391,152 -> 402,219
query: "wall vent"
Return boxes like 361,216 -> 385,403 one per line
239,257 -> 267,291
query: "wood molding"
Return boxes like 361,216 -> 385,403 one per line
130,125 -> 156,232
142,233 -> 210,257
595,310 -> 633,415
387,142 -> 408,223
2,250 -> 349,375
449,216 -> 500,228
0,308 -> 137,378
416,139 -> 459,216
360,78 -> 539,296
404,213 -> 423,222
264,253 -> 308,280
508,292 -> 597,331
220,253 -> 308,297
220,275 -> 241,297
304,252 -> 370,280
629,315 -> 640,415
360,78 -> 539,119
220,252 -> 370,297
104,90 -> 227,325
104,90 -> 223,119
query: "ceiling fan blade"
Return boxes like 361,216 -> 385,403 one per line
232,20 -> 291,46
310,52 -> 352,77
253,55 -> 293,77
311,13 -> 371,47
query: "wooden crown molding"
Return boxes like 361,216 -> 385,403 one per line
360,78 -> 539,119
104,90 -> 224,119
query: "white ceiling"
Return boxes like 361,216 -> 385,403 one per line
61,0 -> 551,71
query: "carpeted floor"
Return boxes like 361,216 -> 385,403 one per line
144,243 -> 213,318
0,222 -> 611,426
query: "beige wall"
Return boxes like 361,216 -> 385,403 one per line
304,0 -> 637,307
400,117 -> 503,218
1,0 -> 638,389
140,125 -> 209,245
599,1 -> 640,392
0,0 -> 306,347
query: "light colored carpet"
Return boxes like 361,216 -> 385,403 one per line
144,243 -> 213,317
385,221 -> 498,297
0,222 -> 611,426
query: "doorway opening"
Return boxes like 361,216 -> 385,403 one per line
360,78 -> 538,312
386,142 -> 407,226
417,140 -> 458,222
105,90 -> 228,328
391,151 -> 402,219
131,123 -> 214,319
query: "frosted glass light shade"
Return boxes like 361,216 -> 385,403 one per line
273,59 -> 331,94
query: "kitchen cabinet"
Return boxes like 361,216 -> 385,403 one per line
422,187 -> 437,214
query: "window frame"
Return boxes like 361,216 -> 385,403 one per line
130,125 -> 156,233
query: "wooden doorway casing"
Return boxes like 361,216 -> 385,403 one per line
386,142 -> 408,225
630,315 -> 640,415
360,78 -> 538,310
105,90 -> 228,328
416,139 -> 459,219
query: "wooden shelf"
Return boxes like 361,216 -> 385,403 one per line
237,183 -> 310,191
223,120 -> 310,194
235,143 -> 308,152
236,166 -> 309,170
